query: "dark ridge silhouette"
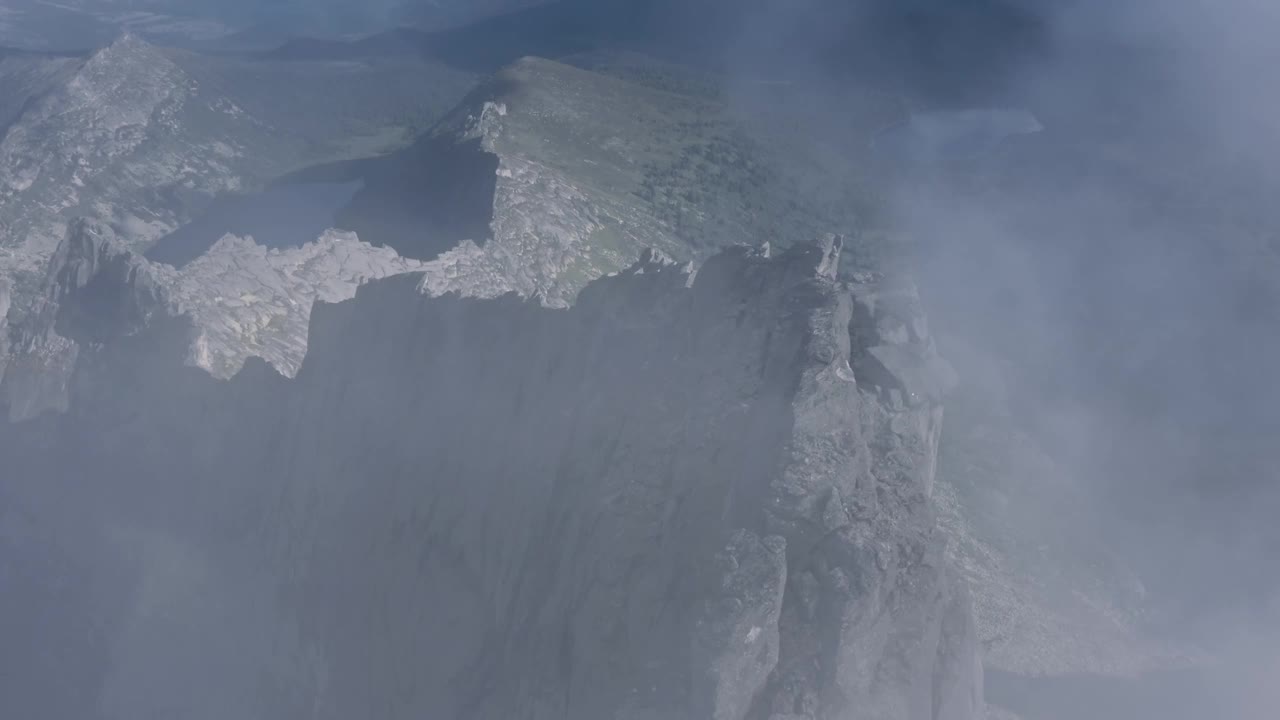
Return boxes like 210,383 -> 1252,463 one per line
258,4 -> 614,71
257,0 -> 1047,100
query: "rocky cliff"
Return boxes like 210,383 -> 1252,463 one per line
3,237 -> 981,720
0,33 -> 474,419
324,56 -> 872,305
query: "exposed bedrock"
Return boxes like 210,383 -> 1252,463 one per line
11,238 -> 980,720
0,219 -> 164,420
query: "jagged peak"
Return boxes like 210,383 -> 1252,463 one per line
817,233 -> 843,280
105,30 -> 151,51
73,30 -> 179,89
47,30 -> 187,129
635,247 -> 680,270
66,216 -> 115,240
46,218 -> 119,278
86,31 -> 163,65
50,217 -> 134,288
45,217 -> 166,346
746,234 -> 844,284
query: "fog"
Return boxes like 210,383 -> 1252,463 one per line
835,0 -> 1279,716
682,0 -> 1280,716
3,1 -> 1279,718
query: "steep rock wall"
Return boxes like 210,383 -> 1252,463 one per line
6,239 -> 980,720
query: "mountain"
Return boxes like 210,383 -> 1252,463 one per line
1,234 -> 983,720
0,26 -> 1001,715
258,0 -> 1047,103
0,33 -> 469,296
1,40 -> 1190,717
3,53 -> 884,388
2,5 -> 1262,717
0,33 -> 474,418
315,47 -> 1212,701
163,47 -> 474,154
54,219 -> 436,378
0,34 -> 279,294
291,55 -> 888,304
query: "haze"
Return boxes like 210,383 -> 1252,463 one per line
1,1 -> 1276,719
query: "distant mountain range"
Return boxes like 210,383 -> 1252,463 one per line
0,0 -> 557,51
2,0 -> 1050,101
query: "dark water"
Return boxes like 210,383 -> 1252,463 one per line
285,134 -> 499,262
145,181 -> 362,269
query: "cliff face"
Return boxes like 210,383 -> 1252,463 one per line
323,55 -> 873,308
0,34 -> 474,421
8,238 -> 980,719
0,218 -> 436,417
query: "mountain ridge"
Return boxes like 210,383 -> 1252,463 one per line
3,235 -> 984,720
0,32 -> 472,417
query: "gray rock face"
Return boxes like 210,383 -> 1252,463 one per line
7,238 -> 980,719
0,33 -> 474,419
342,56 -> 863,308
691,531 -> 788,720
0,51 -> 867,421
0,218 -> 166,418
153,230 -> 432,378
47,219 -> 167,344
0,35 -> 258,296
0,34 -> 252,414
0,221 -> 433,416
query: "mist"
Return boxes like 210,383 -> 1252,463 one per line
677,0 -> 1280,715
853,0 -> 1280,716
2,1 -> 1278,719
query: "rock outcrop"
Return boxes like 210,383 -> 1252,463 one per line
0,34 -> 474,420
0,220 -> 436,416
0,32 -> 275,418
0,218 -> 172,418
6,238 -> 981,719
326,56 -> 864,308
151,230 -> 433,378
